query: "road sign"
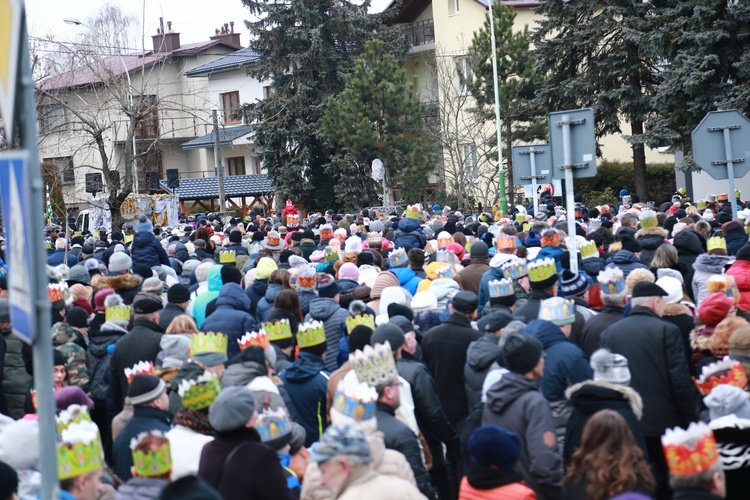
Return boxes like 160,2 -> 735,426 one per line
549,108 -> 598,179
0,152 -> 34,342
523,180 -> 562,200
692,110 -> 750,181
512,144 -> 553,216
0,0 -> 23,144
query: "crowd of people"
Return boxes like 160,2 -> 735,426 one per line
0,190 -> 749,499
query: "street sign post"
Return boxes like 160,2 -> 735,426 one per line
0,0 -> 23,144
549,108 -> 598,274
512,144 -> 553,217
692,110 -> 750,221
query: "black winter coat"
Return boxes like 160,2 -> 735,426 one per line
110,319 -> 165,413
158,303 -> 186,330
87,322 -> 128,400
635,226 -> 669,267
515,290 -> 556,324
600,306 -> 701,436
580,305 -> 624,359
464,335 -> 502,411
673,230 -> 707,299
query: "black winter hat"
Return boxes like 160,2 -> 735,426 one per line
502,332 -> 543,375
356,251 -> 374,267
167,284 -> 191,304
371,323 -> 405,351
619,234 -> 642,253
66,307 -> 89,328
387,302 -> 414,322
132,294 -> 163,314
128,374 -> 166,406
349,325 -> 374,353
0,460 -> 18,499
53,349 -> 67,367
221,265 -> 243,285
559,270 -> 589,297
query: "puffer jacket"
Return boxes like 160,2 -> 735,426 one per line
180,259 -> 200,287
464,335 -> 502,411
674,230 -> 707,296
305,298 -> 350,372
114,477 -> 168,500
91,273 -> 143,305
605,250 -> 648,279
298,290 -> 316,316
51,322 -> 90,391
390,267 -> 422,296
727,259 -> 750,312
726,233 -> 748,256
130,231 -> 170,269
477,264 -> 506,318
280,352 -> 330,447
301,429 -> 417,500
87,321 -> 128,400
636,226 -> 668,267
193,265 -> 224,328
393,217 -> 426,251
693,254 -> 734,307
1,327 -> 31,419
202,283 -> 257,359
245,278 -> 268,316
256,283 -> 283,323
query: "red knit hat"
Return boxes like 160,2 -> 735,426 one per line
94,288 -> 116,312
698,293 -> 735,327
447,242 -> 465,260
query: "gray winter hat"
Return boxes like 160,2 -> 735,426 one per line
209,386 -> 257,432
590,348 -> 631,386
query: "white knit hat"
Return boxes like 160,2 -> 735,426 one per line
590,348 -> 631,385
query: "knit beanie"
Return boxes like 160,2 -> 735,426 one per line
590,348 -> 631,385
737,244 -> 750,262
167,284 -> 191,304
66,307 -> 89,328
349,325 -> 374,353
128,374 -> 166,406
338,262 -> 359,281
502,332 -> 543,375
109,252 -> 132,273
356,251 -> 374,267
704,384 -> 750,420
699,293 -> 735,327
619,234 -> 642,253
220,265 -> 243,285
255,257 -> 278,280
136,214 -> 154,233
371,323 -> 405,351
467,426 -> 521,469
559,270 -> 589,297
229,230 -> 243,244
317,275 -> 340,299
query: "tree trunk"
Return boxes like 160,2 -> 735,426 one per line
631,120 -> 647,201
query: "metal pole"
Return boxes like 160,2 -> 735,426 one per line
723,128 -> 739,221
383,165 -> 388,209
487,0 -> 508,214
18,18 -> 58,500
213,110 -> 225,214
529,149 -> 540,217
561,114 -> 579,274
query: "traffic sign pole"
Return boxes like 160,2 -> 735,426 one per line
722,127 -> 739,221
529,151 -> 539,217
560,115 -> 579,274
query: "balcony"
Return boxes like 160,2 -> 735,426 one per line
386,19 -> 435,54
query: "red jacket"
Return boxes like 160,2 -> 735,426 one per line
459,477 -> 537,500
727,259 -> 750,311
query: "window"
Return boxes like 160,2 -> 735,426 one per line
456,57 -> 471,95
135,95 -> 158,139
461,143 -> 478,180
221,91 -> 241,124
45,157 -> 75,185
449,0 -> 459,15
136,146 -> 162,193
253,158 -> 262,174
262,86 -> 272,99
226,156 -> 246,176
39,104 -> 67,134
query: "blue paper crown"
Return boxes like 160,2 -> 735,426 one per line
539,296 -> 576,325
489,278 -> 515,298
501,259 -> 528,280
332,381 -> 377,422
435,250 -> 457,264
256,408 -> 291,443
387,248 -> 408,268
597,267 -> 626,295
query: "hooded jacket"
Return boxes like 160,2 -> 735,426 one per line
390,267 -> 422,296
131,231 -> 170,269
727,259 -> 750,311
113,406 -> 172,481
87,321 -> 128,400
91,273 -> 143,305
245,278 -> 269,316
305,298 -> 350,372
692,254 -> 734,307
202,283 -> 257,359
726,233 -> 748,257
280,352 -> 330,447
674,230 -> 707,298
192,265 -> 224,328
393,218 -> 426,251
464,335 -> 502,411
483,372 -> 563,500
605,250 -> 648,279
636,226 -> 668,267
256,283 -> 283,323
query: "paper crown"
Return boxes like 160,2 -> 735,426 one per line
266,232 -> 282,247
522,222 -> 532,232
539,297 -> 576,325
238,329 -> 270,351
190,332 -> 228,357
662,422 -> 718,477
324,246 -> 339,262
694,356 -> 748,396
296,269 -> 317,290
332,378 -> 377,422
697,200 -> 707,210
57,419 -> 104,480
437,232 -> 453,249
297,320 -> 326,348
496,234 -> 517,250
56,404 -> 94,434
350,342 -> 399,388
578,240 -> 598,260
320,226 -> 334,240
367,232 -> 383,244
124,361 -> 155,384
639,209 -> 658,228
541,230 -> 560,247
406,205 -> 420,219
528,258 -> 557,283
707,236 -> 727,252
387,248 -> 408,268
436,264 -> 457,280
597,266 -> 626,295
49,283 -> 72,304
489,278 -> 515,298
263,319 -> 293,342
219,250 -> 236,264
717,193 -> 729,202
105,304 -> 131,323
287,214 -> 300,227
501,259 -> 528,280
346,314 -> 376,334
129,431 -> 172,477
587,218 -> 601,233
435,249 -> 458,264
515,214 -> 526,223
257,408 -> 292,443
177,370 -> 221,410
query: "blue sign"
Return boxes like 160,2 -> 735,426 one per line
0,153 -> 34,342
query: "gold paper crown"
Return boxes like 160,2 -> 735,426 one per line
105,304 -> 131,323
57,420 -> 104,480
320,226 -> 334,240
266,231 -> 282,247
697,200 -> 707,210
48,283 -> 71,304
496,234 -> 517,250
177,370 -> 221,410
522,222 -> 532,232
501,258 -> 528,280
56,404 -> 94,434
238,329 -> 270,350
297,320 -> 326,348
257,408 -> 292,443
489,278 -> 515,298
436,249 -> 458,264
219,250 -> 237,264
349,342 -> 399,388
287,214 -> 300,226
368,232 -> 383,244
539,297 -> 576,326
578,240 -> 598,260
345,314 -> 376,334
405,205 -> 420,219
639,209 -> 658,228
190,332 -> 228,356
515,214 -> 526,223
528,258 -> 557,283
662,422 -> 718,477
332,379 -> 377,422
296,269 -> 317,290
130,431 -> 172,477
597,266 -> 627,295
707,236 -> 727,252
263,319 -> 293,342
694,357 -> 748,396
124,361 -> 155,384
437,232 -> 453,249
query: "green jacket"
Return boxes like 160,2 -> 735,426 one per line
1,328 -> 31,419
51,322 -> 90,392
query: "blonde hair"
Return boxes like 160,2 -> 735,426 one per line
166,314 -> 199,335
626,268 -> 655,295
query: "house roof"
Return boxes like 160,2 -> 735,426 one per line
159,174 -> 273,200
384,0 -> 540,22
181,124 -> 252,150
185,47 -> 260,77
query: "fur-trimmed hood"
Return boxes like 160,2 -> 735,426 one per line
566,380 -> 643,419
693,253 -> 734,274
635,226 -> 669,240
690,326 -> 713,351
663,302 -> 692,317
91,272 -> 142,291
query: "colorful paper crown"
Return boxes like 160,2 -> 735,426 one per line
694,356 -> 748,396
405,205 -> 421,219
332,378 -> 377,422
707,236 -> 727,252
539,297 -> 576,326
639,209 -> 658,228
662,422 -> 718,477
587,218 -> 601,233
579,240 -> 598,260
263,319 -> 293,342
266,232 -> 282,247
387,248 -> 408,268
522,222 -> 532,232
697,200 -> 707,210
130,431 -> 172,477
257,408 -> 292,443
496,234 -> 517,250
350,342 -> 399,388
541,230 -> 560,247
238,329 -> 270,350
528,258 -> 557,284
324,246 -> 339,262
56,404 -> 94,434
177,370 -> 221,410
297,320 -> 326,348
501,259 -> 528,280
435,249 -> 458,264
48,283 -> 72,304
489,278 -> 515,298
367,232 -> 383,244
515,214 -> 526,223
124,361 -> 155,384
296,269 -> 317,290
219,250 -> 236,264
436,264 -> 456,280
346,314 -> 376,334
287,214 -> 300,227
190,332 -> 228,356
57,419 -> 104,480
437,232 -> 453,249
597,266 -> 626,295
105,304 -> 131,323
320,226 -> 334,240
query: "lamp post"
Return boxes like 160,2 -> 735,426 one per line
64,18 -> 140,195
486,0 -> 508,214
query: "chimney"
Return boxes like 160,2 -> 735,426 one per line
209,21 -> 241,48
152,17 -> 181,52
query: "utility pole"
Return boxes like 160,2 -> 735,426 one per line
487,0 -> 508,213
212,110 -> 225,214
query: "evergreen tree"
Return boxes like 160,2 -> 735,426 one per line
240,0 -> 404,210
321,39 -> 436,207
468,2 -> 546,203
531,0 -> 659,200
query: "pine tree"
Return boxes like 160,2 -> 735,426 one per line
532,0 -> 659,200
321,39 -> 436,207
240,0 -> 405,210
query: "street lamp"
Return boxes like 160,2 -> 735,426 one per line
486,0 -> 508,214
64,18 -> 140,194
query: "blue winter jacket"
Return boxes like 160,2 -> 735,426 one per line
193,265 -> 223,328
305,298 -> 350,372
393,218 -> 426,251
605,250 -> 648,279
524,319 -> 592,401
534,245 -> 565,273
337,279 -> 359,292
131,231 -> 170,269
202,282 -> 257,358
256,283 -> 283,323
47,248 -> 79,267
113,406 -> 172,481
477,265 -> 504,318
390,267 -> 422,296
280,352 -> 330,447
245,278 -> 268,316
